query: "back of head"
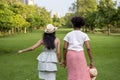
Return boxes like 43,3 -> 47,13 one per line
71,16 -> 85,28
43,24 -> 57,50
43,32 -> 56,50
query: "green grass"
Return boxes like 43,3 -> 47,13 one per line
0,29 -> 120,80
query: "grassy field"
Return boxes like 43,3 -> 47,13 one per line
0,29 -> 120,80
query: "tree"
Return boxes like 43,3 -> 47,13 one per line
26,7 -> 52,30
0,1 -> 15,34
52,14 -> 61,27
97,0 -> 117,35
10,2 -> 29,33
116,5 -> 120,28
0,0 -> 53,35
69,0 -> 97,16
13,14 -> 30,33
85,11 -> 97,33
63,13 -> 73,28
68,0 -> 98,32
38,7 -> 52,27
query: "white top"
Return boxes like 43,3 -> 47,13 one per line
64,30 -> 90,51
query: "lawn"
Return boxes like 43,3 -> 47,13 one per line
0,29 -> 120,80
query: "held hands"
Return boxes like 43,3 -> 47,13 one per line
59,61 -> 67,68
59,61 -> 63,65
63,62 -> 67,68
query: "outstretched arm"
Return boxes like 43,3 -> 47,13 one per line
18,39 -> 43,53
84,41 -> 94,68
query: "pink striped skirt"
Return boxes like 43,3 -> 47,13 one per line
66,50 -> 91,80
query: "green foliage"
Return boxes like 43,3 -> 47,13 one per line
69,0 -> 97,16
13,14 -> 30,28
38,7 -> 52,27
63,13 -> 73,28
0,0 -> 52,34
1,0 -> 120,35
97,0 -> 117,25
26,7 -> 52,29
67,0 -> 98,29
116,6 -> 120,28
85,11 -> 97,30
52,14 -> 61,27
0,4 -> 15,30
10,2 -> 27,16
59,17 -> 66,27
65,0 -> 120,33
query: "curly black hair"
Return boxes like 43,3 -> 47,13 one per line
71,16 -> 85,28
43,32 -> 56,49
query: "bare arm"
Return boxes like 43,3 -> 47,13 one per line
55,38 -> 61,63
63,41 -> 69,67
84,41 -> 94,68
18,39 -> 43,53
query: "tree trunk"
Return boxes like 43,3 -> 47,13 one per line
108,25 -> 110,36
11,28 -> 14,34
82,26 -> 85,32
17,27 -> 21,33
0,31 -> 1,36
89,26 -> 94,33
8,30 -> 11,35
24,27 -> 27,33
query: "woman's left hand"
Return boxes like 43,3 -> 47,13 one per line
18,50 -> 23,53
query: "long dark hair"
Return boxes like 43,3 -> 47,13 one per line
43,32 -> 56,49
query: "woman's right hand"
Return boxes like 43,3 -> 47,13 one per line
61,61 -> 67,68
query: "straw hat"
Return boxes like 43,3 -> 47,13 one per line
44,24 -> 58,33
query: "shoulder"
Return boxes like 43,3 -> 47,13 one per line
67,31 -> 73,35
55,37 -> 60,41
64,31 -> 73,37
80,31 -> 88,36
80,31 -> 90,40
64,31 -> 73,41
55,38 -> 60,43
55,38 -> 60,46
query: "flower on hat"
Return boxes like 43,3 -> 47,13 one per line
44,24 -> 58,33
